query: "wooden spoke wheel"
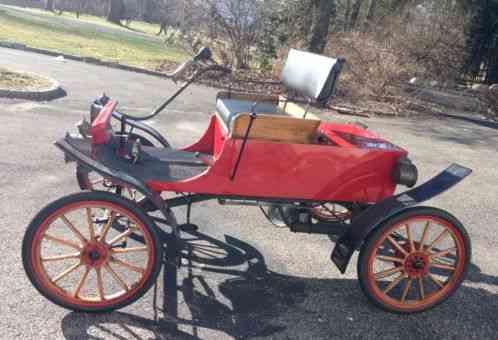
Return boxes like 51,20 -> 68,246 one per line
357,207 -> 471,313
22,191 -> 162,312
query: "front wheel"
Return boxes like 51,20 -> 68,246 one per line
22,191 -> 162,312
357,207 -> 471,313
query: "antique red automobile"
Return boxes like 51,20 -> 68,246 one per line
23,47 -> 472,314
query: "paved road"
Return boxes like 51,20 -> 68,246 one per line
1,47 -> 498,340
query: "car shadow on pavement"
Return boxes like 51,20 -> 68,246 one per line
61,230 -> 498,339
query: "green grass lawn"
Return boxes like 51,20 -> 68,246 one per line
0,6 -> 189,69
0,67 -> 52,90
22,6 -> 162,36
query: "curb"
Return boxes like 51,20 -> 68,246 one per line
0,68 -> 66,101
0,41 -> 282,91
0,41 -> 177,79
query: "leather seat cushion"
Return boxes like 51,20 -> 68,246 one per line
216,98 -> 285,130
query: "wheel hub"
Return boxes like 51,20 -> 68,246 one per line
404,252 -> 429,278
88,250 -> 100,261
81,243 -> 110,267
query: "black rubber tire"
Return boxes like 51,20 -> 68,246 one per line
22,191 -> 163,313
357,206 -> 471,314
76,133 -> 155,191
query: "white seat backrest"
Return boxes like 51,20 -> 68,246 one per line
281,49 -> 345,104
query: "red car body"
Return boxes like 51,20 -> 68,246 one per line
143,114 -> 407,203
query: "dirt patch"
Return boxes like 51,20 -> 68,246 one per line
0,67 -> 53,91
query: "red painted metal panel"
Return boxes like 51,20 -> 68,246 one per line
181,116 -> 216,154
89,100 -> 117,145
146,116 -> 407,203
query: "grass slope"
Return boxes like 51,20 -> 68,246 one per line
0,5 -> 188,68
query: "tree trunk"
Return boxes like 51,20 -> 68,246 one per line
364,0 -> 377,30
366,0 -> 376,21
45,0 -> 55,12
157,22 -> 167,36
302,0 -> 314,39
344,0 -> 352,31
208,3 -> 218,39
143,0 -> 156,22
76,0 -> 83,19
486,40 -> 498,83
308,0 -> 336,54
390,0 -> 413,16
107,0 -> 125,24
350,0 -> 364,30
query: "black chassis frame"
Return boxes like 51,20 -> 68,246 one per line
56,136 -> 472,273
112,111 -> 171,148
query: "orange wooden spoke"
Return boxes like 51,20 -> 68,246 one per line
376,255 -> 405,264
429,274 -> 445,288
44,234 -> 82,251
86,208 -> 96,241
98,211 -> 115,242
427,229 -> 450,251
112,246 -> 148,254
374,266 -> 404,280
401,278 -> 412,302
430,247 -> 457,259
60,215 -> 87,244
96,267 -> 105,301
52,262 -> 82,283
73,266 -> 91,298
418,221 -> 431,250
406,224 -> 415,252
111,257 -> 145,274
386,236 -> 408,257
42,253 -> 81,262
108,229 -> 133,246
417,277 -> 425,300
104,263 -> 129,291
431,262 -> 456,271
383,273 -> 406,294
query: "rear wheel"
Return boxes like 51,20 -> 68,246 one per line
357,207 -> 471,313
22,191 -> 162,312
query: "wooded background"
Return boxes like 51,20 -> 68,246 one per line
37,0 -> 497,86
0,0 -> 488,117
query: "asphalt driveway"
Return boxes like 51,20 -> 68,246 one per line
1,47 -> 498,339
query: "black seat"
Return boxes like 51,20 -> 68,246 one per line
216,99 -> 284,128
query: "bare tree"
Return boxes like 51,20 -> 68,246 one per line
349,0 -> 364,30
344,0 -> 352,31
204,0 -> 261,69
108,0 -> 125,24
364,0 -> 377,29
45,0 -> 55,12
308,0 -> 337,53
